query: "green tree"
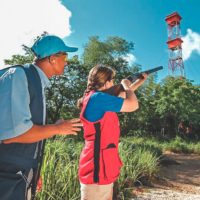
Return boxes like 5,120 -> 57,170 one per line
155,76 -> 200,137
82,36 -> 138,75
4,45 -> 34,65
134,75 -> 162,135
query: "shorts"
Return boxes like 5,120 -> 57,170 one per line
80,182 -> 113,200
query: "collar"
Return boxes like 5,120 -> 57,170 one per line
33,64 -> 50,88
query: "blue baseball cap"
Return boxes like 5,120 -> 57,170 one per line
31,35 -> 78,59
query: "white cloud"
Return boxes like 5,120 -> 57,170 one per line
123,53 -> 136,65
0,0 -> 72,68
182,29 -> 200,61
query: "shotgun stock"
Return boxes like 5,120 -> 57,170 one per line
103,66 -> 163,96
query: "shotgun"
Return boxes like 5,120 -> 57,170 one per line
103,66 -> 163,96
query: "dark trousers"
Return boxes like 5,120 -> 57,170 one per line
0,162 -> 32,200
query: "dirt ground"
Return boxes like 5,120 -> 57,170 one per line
132,152 -> 200,200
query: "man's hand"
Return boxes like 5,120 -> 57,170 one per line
3,119 -> 83,144
55,118 -> 83,135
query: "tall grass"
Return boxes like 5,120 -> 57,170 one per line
36,138 -> 83,200
162,136 -> 200,154
115,138 -> 161,199
36,135 -> 200,200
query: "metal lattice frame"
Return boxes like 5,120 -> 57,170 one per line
165,12 -> 185,77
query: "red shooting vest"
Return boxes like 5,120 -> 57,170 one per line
79,91 -> 123,185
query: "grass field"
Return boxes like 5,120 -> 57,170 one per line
36,136 -> 200,200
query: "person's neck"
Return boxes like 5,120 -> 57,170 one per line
34,61 -> 52,79
98,87 -> 104,91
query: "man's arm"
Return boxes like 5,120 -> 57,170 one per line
3,118 -> 82,144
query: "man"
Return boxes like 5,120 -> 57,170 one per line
0,34 -> 82,200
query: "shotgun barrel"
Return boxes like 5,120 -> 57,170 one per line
127,66 -> 163,82
103,66 -> 163,96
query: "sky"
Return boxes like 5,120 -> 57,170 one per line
1,0 -> 200,84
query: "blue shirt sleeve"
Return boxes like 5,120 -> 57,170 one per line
84,91 -> 124,122
0,67 -> 33,140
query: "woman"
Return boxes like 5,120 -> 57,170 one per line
78,64 -> 147,200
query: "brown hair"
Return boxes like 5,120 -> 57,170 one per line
77,64 -> 115,109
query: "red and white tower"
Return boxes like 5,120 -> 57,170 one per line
165,12 -> 184,77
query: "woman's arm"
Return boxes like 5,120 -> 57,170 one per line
130,73 -> 148,91
119,79 -> 139,112
118,73 -> 148,112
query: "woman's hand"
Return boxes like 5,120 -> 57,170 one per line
121,79 -> 132,90
130,73 -> 148,91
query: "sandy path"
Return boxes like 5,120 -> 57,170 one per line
132,152 -> 200,200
